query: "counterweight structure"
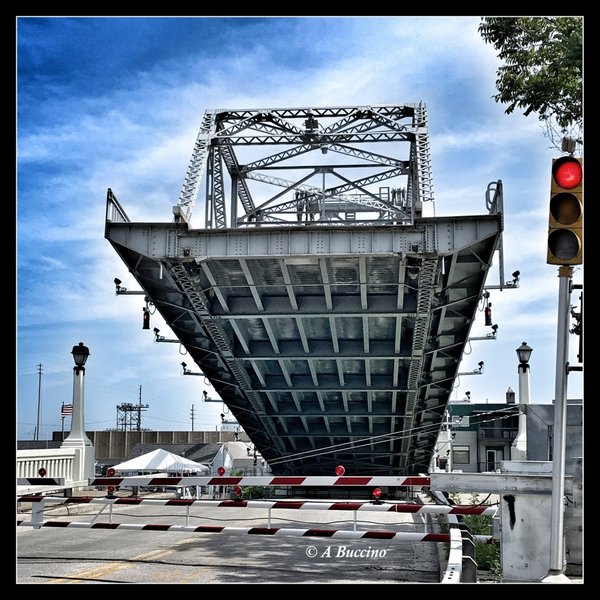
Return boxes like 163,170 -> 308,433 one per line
105,104 -> 503,474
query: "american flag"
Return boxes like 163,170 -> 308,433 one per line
61,404 -> 74,418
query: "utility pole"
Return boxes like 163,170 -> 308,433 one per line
137,385 -> 142,431
34,363 -> 43,441
190,404 -> 196,432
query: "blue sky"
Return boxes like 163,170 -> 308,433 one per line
17,16 -> 583,441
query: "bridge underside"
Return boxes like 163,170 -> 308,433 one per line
106,196 -> 501,475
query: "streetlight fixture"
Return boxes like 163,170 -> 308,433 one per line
511,342 -> 532,460
516,341 -> 533,366
71,342 -> 90,370
61,342 -> 95,485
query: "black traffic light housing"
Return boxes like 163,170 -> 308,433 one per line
547,156 -> 583,265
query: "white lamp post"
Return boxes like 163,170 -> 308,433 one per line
511,342 -> 532,460
61,342 -> 95,484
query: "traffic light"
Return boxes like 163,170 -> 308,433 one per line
547,156 -> 583,265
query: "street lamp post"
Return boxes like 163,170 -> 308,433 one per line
511,342 -> 532,460
61,342 -> 95,485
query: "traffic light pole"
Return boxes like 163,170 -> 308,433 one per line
542,265 -> 573,583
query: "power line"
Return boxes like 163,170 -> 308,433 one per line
268,407 -> 521,466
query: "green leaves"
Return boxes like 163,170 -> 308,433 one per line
479,17 -> 582,132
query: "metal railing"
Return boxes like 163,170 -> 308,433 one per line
478,427 -> 517,440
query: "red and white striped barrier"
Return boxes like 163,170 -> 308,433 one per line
17,477 -> 66,486
88,475 -> 430,488
16,519 -> 456,542
18,496 -> 497,516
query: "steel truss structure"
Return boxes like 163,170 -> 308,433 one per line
173,104 -> 433,229
106,104 -> 503,475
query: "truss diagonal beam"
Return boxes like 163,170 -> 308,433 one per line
176,111 -> 216,223
219,144 -> 255,214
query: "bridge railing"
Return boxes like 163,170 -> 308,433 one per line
17,448 -> 76,482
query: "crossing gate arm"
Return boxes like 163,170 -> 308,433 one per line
17,519 -> 452,542
88,475 -> 430,487
17,495 -> 495,544
18,495 -> 496,515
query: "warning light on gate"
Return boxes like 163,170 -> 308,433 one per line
107,467 -> 116,477
217,466 -> 225,476
38,467 -> 47,477
107,485 -> 116,497
484,304 -> 493,326
335,465 -> 345,476
234,486 -> 242,497
371,487 -> 383,504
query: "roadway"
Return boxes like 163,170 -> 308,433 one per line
17,494 -> 441,584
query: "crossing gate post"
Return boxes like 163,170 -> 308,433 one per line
31,498 -> 44,530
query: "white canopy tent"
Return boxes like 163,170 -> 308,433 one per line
112,448 -> 209,474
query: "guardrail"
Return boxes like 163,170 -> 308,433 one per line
440,514 -> 478,583
442,524 -> 464,583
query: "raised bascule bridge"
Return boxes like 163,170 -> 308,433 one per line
105,104 -> 508,476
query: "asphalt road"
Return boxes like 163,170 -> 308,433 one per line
17,496 -> 441,584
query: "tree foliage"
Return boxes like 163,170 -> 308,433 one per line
479,17 -> 582,133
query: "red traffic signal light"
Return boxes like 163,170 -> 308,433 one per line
553,158 -> 582,189
547,156 -> 583,265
